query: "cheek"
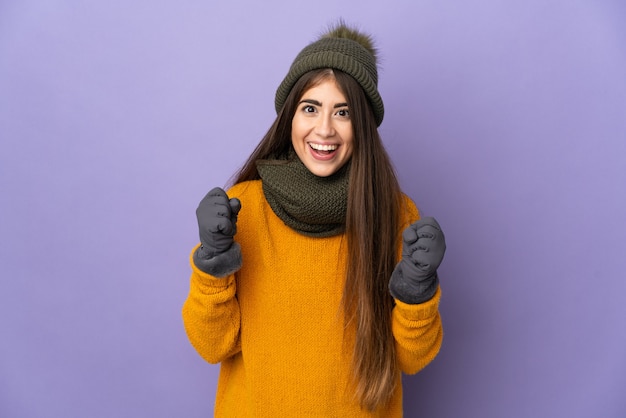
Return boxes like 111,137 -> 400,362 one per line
291,117 -> 306,142
290,122 -> 300,145
344,143 -> 354,160
342,129 -> 354,157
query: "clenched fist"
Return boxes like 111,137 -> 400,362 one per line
196,187 -> 241,259
389,217 -> 446,304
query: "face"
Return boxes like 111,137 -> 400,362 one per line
291,78 -> 354,177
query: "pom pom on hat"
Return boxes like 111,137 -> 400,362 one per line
275,21 -> 385,126
320,22 -> 378,63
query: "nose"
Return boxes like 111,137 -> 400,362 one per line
314,114 -> 336,138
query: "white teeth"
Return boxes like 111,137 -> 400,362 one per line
309,143 -> 338,151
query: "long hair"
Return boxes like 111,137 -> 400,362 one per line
231,69 -> 403,411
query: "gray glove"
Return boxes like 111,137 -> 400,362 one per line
193,187 -> 242,276
389,217 -> 446,304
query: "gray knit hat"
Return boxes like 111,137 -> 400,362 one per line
275,23 -> 384,126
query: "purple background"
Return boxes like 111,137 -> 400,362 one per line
1,1 -> 625,417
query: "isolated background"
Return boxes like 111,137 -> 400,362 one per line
1,1 -> 625,417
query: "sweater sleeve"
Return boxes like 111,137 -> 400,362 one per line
392,287 -> 443,374
391,195 -> 443,374
182,244 -> 241,364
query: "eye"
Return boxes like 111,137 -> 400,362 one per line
302,105 -> 316,113
336,108 -> 350,118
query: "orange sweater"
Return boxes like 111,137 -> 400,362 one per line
183,180 -> 443,417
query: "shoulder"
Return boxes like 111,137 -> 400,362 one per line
226,180 -> 266,217
226,180 -> 263,200
399,193 -> 420,228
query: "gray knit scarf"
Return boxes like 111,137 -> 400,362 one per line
256,154 -> 349,237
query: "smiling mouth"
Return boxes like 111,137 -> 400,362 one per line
309,143 -> 338,155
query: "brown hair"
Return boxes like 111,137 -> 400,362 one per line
231,69 -> 402,411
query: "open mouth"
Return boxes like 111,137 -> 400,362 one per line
309,142 -> 338,156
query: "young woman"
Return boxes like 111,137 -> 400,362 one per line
183,22 -> 446,417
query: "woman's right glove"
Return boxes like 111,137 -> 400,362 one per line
193,187 -> 243,277
389,217 -> 446,304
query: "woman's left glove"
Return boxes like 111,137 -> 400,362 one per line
193,187 -> 243,278
389,217 -> 446,304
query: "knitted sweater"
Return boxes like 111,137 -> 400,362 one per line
182,180 -> 443,417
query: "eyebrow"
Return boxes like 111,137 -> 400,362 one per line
299,99 -> 349,108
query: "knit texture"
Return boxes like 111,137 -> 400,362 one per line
182,180 -> 443,417
256,155 -> 349,237
275,36 -> 384,126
